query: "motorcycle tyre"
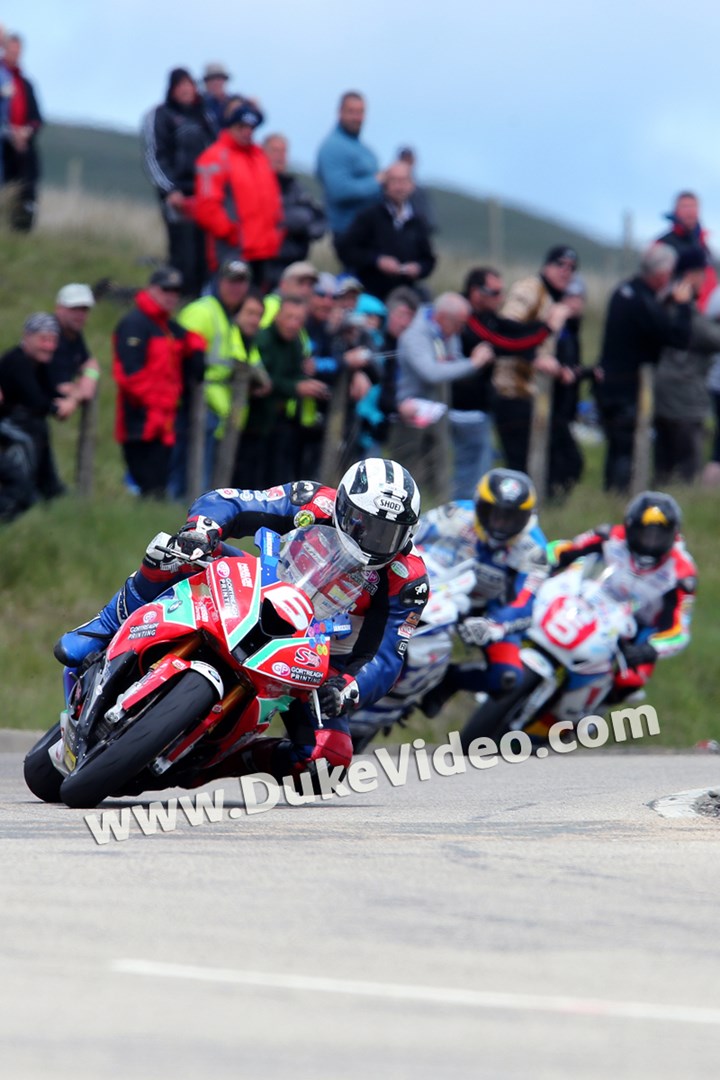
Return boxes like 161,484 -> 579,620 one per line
23,722 -> 64,803
60,671 -> 218,809
460,668 -> 542,754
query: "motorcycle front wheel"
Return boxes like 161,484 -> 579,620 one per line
24,722 -> 64,803
60,671 -> 219,809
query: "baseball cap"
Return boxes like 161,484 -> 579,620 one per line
219,258 -> 250,281
24,312 -> 60,335
544,245 -> 579,269
223,100 -> 265,129
56,283 -> 95,309
335,275 -> 363,297
281,261 -> 319,282
149,266 -> 184,291
203,62 -> 230,81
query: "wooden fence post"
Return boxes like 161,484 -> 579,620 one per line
185,382 -> 207,501
212,365 -> 252,489
319,368 -> 350,487
631,364 -> 653,495
527,371 -> 552,502
75,394 -> 98,497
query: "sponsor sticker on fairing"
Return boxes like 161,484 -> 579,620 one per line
290,666 -> 324,684
238,562 -> 253,587
294,646 -> 321,668
142,611 -> 158,624
129,625 -> 158,640
216,561 -> 231,579
272,662 -> 291,678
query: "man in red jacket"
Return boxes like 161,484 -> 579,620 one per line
112,267 -> 205,498
194,99 -> 284,289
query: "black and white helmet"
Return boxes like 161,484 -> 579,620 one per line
334,458 -> 421,567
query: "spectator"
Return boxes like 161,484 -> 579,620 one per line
195,98 -> 283,288
170,258 -> 262,495
334,275 -> 364,316
2,33 -> 42,231
112,267 -> 205,499
0,415 -> 36,523
392,293 -> 493,496
263,132 -> 326,289
597,243 -> 693,492
142,68 -> 214,298
704,287 -> 720,487
653,249 -> 720,484
337,161 -> 437,301
316,91 -> 381,255
491,246 -> 574,472
305,273 -> 338,358
657,191 -> 718,312
548,273 -> 586,499
330,311 -> 384,467
261,261 -> 320,329
201,62 -> 232,134
233,297 -> 328,489
45,284 -> 100,416
377,289 -> 419,429
397,146 -> 437,233
0,313 -> 73,501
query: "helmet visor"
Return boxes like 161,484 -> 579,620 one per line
628,523 -> 674,562
336,488 -> 409,564
477,503 -> 530,543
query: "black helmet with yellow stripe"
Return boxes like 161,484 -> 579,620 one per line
474,468 -> 536,546
624,491 -> 680,569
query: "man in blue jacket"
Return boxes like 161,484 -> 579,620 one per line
316,91 -> 382,259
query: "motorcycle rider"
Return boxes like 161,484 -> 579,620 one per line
418,467 -> 549,717
549,490 -> 696,701
55,458 -> 428,785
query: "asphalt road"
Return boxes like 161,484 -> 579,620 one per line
3,746 -> 720,1080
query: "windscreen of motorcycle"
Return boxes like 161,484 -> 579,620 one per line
278,525 -> 365,621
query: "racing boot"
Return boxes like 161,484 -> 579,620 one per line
53,575 -> 146,667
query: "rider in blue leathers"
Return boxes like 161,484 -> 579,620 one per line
417,468 -> 549,716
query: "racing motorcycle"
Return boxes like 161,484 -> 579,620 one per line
349,541 -> 477,753
24,525 -> 363,808
459,556 -> 643,752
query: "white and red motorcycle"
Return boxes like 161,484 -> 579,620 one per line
459,556 -> 649,751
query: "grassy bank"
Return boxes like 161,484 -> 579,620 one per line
0,206 -> 717,748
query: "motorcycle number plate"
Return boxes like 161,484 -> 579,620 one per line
541,597 -> 597,650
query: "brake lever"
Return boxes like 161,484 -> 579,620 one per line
155,543 -> 213,569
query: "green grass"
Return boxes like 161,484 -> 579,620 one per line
1,206 -> 717,749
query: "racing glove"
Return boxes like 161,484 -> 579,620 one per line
619,640 -> 658,668
317,675 -> 360,718
458,617 -> 505,648
168,517 -> 222,562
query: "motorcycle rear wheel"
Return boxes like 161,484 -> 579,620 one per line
60,671 -> 219,809
460,669 -> 542,753
24,722 -> 64,803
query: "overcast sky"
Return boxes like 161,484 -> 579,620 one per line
6,0 -> 720,247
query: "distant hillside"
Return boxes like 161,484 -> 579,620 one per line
40,122 -> 622,272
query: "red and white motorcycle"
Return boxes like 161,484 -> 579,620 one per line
459,556 -> 647,751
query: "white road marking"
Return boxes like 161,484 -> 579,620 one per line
650,788 -> 715,819
112,959 -> 720,1026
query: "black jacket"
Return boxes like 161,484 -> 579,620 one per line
142,98 -> 214,197
598,276 -> 692,401
0,346 -> 57,419
276,173 -> 326,264
337,202 -> 436,300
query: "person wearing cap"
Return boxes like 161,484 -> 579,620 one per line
597,242 -> 693,492
336,160 -> 436,302
169,259 -> 268,496
201,62 -> 232,134
194,97 -> 283,288
316,91 -> 382,257
44,284 -> 100,416
263,133 -> 327,289
653,247 -> 720,484
142,68 -> 215,297
334,276 -> 363,315
0,312 -> 73,501
490,246 -> 575,473
112,267 -> 206,498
